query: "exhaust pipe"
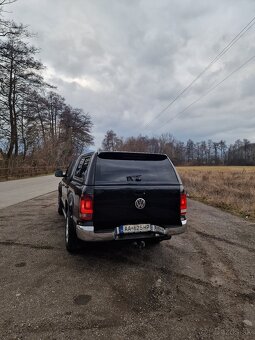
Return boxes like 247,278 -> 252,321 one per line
133,240 -> 146,249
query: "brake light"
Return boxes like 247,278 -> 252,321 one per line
180,193 -> 187,215
80,195 -> 93,220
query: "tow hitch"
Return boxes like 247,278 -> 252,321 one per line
133,240 -> 146,249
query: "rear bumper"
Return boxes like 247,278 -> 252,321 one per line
76,220 -> 187,242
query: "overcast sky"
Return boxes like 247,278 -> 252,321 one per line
5,0 -> 255,148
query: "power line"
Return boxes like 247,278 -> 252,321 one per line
152,54 -> 255,133
142,15 -> 255,130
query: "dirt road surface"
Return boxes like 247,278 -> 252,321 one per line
0,192 -> 254,339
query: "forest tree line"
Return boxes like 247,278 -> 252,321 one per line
0,0 -> 94,167
101,130 -> 255,166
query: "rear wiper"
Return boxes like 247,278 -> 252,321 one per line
126,175 -> 142,182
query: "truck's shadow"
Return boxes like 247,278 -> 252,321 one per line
71,239 -> 169,268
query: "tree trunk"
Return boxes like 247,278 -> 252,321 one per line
6,56 -> 14,159
13,78 -> 18,156
38,111 -> 46,144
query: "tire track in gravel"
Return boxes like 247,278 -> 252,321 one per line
169,230 -> 226,328
186,223 -> 255,338
193,230 -> 255,253
189,229 -> 238,286
164,227 -> 254,335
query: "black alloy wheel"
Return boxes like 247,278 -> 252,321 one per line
58,194 -> 64,215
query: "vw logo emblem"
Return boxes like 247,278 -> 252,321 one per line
135,198 -> 146,209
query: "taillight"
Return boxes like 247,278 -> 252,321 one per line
80,195 -> 93,220
180,193 -> 187,215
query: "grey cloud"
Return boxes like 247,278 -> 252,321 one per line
5,0 -> 255,147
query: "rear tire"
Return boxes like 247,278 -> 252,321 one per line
65,210 -> 78,253
58,194 -> 64,215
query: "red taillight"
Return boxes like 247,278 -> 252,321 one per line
180,193 -> 187,215
80,195 -> 93,220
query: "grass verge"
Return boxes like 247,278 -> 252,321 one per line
177,166 -> 255,221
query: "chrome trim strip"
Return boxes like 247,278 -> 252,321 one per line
76,225 -> 114,241
76,221 -> 187,242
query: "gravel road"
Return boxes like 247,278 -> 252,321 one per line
0,192 -> 254,339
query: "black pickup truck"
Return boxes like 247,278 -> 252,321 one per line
55,151 -> 187,252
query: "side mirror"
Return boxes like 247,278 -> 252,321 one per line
55,169 -> 65,177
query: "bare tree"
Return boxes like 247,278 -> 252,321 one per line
58,106 -> 94,163
186,139 -> 195,163
0,1 -> 95,169
219,140 -> 227,164
101,130 -> 122,151
0,0 -> 18,37
0,25 -> 46,158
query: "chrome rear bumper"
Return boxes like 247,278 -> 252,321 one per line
76,220 -> 187,242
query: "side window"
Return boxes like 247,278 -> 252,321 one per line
66,159 -> 76,178
75,157 -> 86,178
81,157 -> 90,179
74,156 -> 91,179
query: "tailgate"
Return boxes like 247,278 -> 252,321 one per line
93,185 -> 181,231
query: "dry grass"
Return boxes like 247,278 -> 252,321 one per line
177,166 -> 255,221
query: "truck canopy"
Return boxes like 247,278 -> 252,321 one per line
92,152 -> 181,230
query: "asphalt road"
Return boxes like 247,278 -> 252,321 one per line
0,192 -> 254,339
0,175 -> 60,209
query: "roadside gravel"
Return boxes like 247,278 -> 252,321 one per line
0,193 -> 254,339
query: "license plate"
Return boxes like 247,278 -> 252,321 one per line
120,224 -> 151,234
116,224 -> 165,235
